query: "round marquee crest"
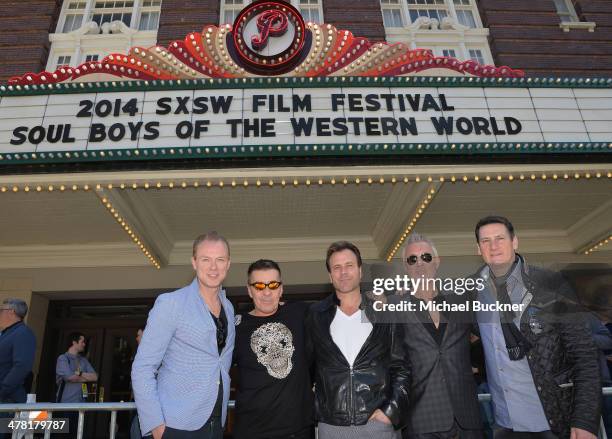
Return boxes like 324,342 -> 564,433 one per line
232,0 -> 307,75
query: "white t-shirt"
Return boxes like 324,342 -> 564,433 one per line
330,307 -> 373,366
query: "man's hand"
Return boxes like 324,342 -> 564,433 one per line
151,424 -> 165,439
368,409 -> 392,425
570,427 -> 597,439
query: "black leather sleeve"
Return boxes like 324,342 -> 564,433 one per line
380,323 -> 411,429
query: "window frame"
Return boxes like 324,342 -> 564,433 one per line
381,0 -> 405,28
552,0 -> 579,23
219,0 -> 324,26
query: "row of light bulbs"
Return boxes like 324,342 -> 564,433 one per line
1,171 -> 611,194
99,194 -> 161,269
387,187 -> 439,261
583,234 -> 612,256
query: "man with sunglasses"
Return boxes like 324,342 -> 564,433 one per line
132,232 -> 235,439
473,216 -> 600,439
306,241 -> 410,439
393,233 -> 483,439
232,259 -> 313,439
0,298 -> 36,439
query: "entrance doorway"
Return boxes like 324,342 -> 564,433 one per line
39,299 -> 154,438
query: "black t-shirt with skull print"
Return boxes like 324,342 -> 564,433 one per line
233,302 -> 313,439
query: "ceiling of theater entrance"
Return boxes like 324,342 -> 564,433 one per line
0,172 -> 610,275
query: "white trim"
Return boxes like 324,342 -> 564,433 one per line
559,21 -> 596,32
381,0 -> 492,64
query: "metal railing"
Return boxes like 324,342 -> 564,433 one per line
1,389 -> 610,439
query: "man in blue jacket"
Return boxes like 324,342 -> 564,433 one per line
132,232 -> 235,439
0,298 -> 36,439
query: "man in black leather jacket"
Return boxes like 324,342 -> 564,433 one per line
473,215 -> 601,439
305,241 -> 410,439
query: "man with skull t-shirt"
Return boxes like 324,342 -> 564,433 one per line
233,259 -> 314,439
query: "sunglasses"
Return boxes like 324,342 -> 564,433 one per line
249,281 -> 282,291
406,253 -> 433,265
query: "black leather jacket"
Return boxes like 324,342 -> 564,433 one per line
305,293 -> 410,429
475,258 -> 602,439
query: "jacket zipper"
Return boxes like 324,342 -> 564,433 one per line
349,365 -> 354,425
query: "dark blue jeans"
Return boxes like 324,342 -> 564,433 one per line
161,416 -> 222,439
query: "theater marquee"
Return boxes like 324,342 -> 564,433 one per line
1,0 -> 611,165
0,78 -> 611,165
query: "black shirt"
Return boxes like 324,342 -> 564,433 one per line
210,305 -> 227,418
413,296 -> 447,346
233,302 -> 313,439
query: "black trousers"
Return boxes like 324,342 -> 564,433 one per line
161,416 -> 222,439
494,429 -> 557,439
403,421 -> 484,439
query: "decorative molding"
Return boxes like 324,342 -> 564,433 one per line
388,229 -> 577,259
1,142 -> 610,166
95,188 -> 164,267
372,183 -> 433,258
1,163 -> 609,186
7,18 -> 524,86
0,243 -> 145,269
559,22 -> 596,33
169,236 -> 380,265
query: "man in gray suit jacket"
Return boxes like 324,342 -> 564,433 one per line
132,232 -> 235,439
394,233 -> 482,439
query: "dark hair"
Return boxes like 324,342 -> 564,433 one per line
67,332 -> 86,349
247,259 -> 282,278
475,216 -> 515,242
325,241 -> 362,272
192,231 -> 230,257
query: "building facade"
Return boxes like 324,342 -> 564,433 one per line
0,1 -> 610,436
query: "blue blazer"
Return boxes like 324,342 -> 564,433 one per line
131,279 -> 235,435
0,321 -> 36,403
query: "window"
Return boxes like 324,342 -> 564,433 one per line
381,0 -> 404,27
221,0 -> 245,25
139,0 -> 161,30
406,0 -> 448,23
85,54 -> 99,62
553,0 -> 578,22
442,49 -> 456,57
453,0 -> 476,27
62,1 -> 86,32
57,55 -> 72,67
469,49 -> 484,64
92,0 -> 134,27
299,0 -> 321,23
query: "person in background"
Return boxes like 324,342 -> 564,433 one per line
589,285 -> 612,437
56,332 -> 98,439
0,298 -> 36,439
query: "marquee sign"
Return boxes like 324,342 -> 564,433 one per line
7,0 -> 524,86
233,1 -> 306,74
1,78 -> 611,165
1,0 -> 610,166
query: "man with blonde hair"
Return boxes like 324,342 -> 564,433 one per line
132,232 -> 235,439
